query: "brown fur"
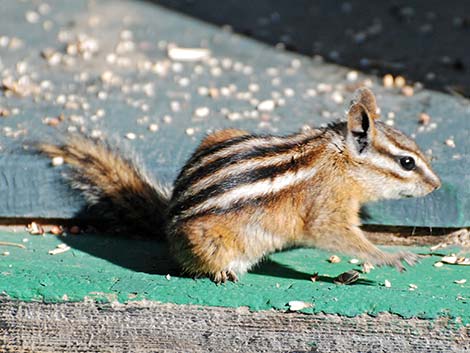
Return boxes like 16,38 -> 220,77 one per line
39,136 -> 170,236
196,129 -> 249,151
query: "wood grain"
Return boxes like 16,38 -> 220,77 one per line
1,300 -> 469,353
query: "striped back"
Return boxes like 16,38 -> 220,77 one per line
169,130 -> 325,222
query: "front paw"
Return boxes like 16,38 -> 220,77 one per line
377,251 -> 421,272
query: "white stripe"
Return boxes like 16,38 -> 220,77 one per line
365,153 -> 411,178
377,136 -> 438,183
181,148 -> 309,199
184,131 -> 320,177
182,166 -> 318,217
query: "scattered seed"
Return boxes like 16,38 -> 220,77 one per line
194,107 -> 210,118
409,283 -> 418,291
456,257 -> 470,266
170,101 -> 181,112
257,100 -> 276,112
2,251 -> 10,256
442,254 -> 458,264
418,113 -> 431,125
288,300 -> 313,311
0,107 -> 10,117
185,127 -> 195,136
248,83 -> 260,92
454,279 -> 467,284
362,262 -> 375,273
166,274 -> 171,280
90,130 -> 102,138
434,261 -> 444,267
328,255 -> 341,263
401,85 -> 414,97
384,280 -> 392,288
383,74 -> 394,88
333,270 -> 359,285
148,123 -> 159,132
125,132 -> 136,140
27,222 -> 44,235
284,88 -> 295,97
49,225 -> 64,235
331,91 -> 344,104
43,116 -> 61,126
445,138 -> 456,148
346,70 -> 358,82
48,245 -> 71,255
349,258 -> 360,264
51,156 -> 64,166
25,11 -> 40,23
317,83 -> 332,93
394,76 -> 406,88
167,46 -> 210,61
226,112 -> 242,121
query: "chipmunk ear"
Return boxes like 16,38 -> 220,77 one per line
353,87 -> 380,121
347,102 -> 376,153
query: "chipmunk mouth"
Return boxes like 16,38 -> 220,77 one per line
399,192 -> 414,198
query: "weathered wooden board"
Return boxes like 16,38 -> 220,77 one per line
1,301 -> 468,353
0,0 -> 468,227
1,228 -> 469,324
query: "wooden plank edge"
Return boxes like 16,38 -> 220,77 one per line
1,299 -> 468,353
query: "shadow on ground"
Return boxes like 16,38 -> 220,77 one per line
63,231 -> 374,285
148,0 -> 470,97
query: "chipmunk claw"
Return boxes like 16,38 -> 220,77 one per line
373,251 -> 420,272
390,251 -> 420,272
213,270 -> 239,284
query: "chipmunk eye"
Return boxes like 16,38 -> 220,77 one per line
399,156 -> 416,171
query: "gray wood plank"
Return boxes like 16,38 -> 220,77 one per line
0,0 -> 468,226
1,300 -> 468,353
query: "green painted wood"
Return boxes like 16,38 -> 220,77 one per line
0,228 -> 469,325
0,0 -> 468,226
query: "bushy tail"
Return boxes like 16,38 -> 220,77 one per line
38,135 -> 171,237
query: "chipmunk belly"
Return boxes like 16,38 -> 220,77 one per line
226,223 -> 289,274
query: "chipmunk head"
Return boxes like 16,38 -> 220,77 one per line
345,87 -> 441,200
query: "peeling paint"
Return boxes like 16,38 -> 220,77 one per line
0,229 -> 468,325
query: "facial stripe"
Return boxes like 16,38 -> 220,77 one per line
374,132 -> 439,187
380,128 -> 423,157
361,160 -> 407,181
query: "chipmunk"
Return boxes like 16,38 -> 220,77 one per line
38,88 -> 441,283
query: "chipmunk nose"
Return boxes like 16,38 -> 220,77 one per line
432,177 -> 441,191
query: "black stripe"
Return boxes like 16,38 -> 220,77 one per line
364,163 -> 406,181
172,134 -> 256,194
169,156 -> 305,218
379,125 -> 418,155
172,133 -> 320,200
